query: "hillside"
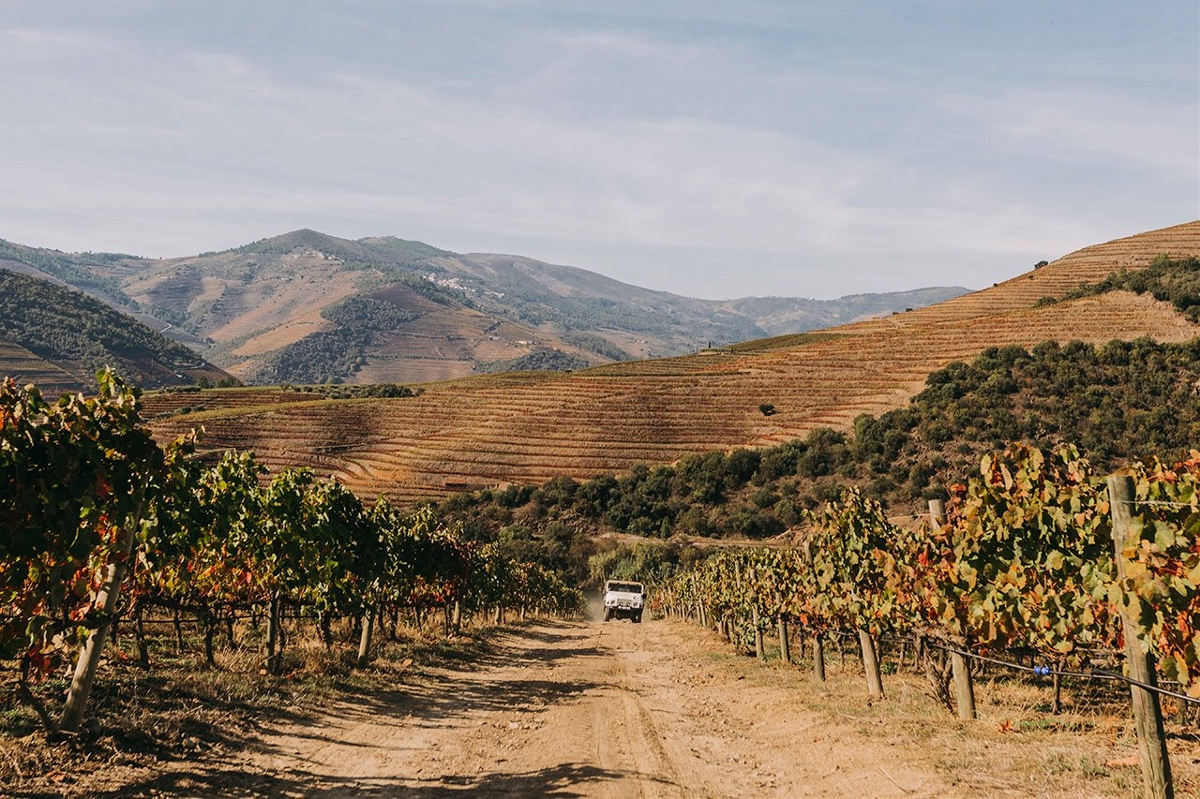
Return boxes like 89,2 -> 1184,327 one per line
436,333 -> 1200,541
0,269 -> 231,392
144,220 -> 1200,506
0,231 -> 964,384
727,286 -> 967,337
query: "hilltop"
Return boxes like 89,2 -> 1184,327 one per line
143,220 -> 1200,506
0,269 -> 231,393
0,230 -> 964,385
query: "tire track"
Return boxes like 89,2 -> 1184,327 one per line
191,619 -> 948,797
592,624 -> 688,798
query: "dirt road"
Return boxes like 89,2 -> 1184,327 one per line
197,619 -> 949,798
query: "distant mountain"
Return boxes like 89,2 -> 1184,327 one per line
728,288 -> 971,337
0,268 -> 232,393
0,230 -> 966,385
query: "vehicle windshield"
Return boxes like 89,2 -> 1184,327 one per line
606,582 -> 643,594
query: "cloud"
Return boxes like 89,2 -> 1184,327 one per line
0,4 -> 1195,300
1,22 -> 872,264
939,88 -> 1198,171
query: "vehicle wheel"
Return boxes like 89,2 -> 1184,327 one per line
633,612 -> 642,624
603,608 -> 612,622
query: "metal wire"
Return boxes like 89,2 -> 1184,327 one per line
1120,499 -> 1199,508
923,639 -> 1200,707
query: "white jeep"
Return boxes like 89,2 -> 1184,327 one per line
602,580 -> 645,623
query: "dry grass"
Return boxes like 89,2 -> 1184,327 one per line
0,613 -> 504,796
729,633 -> 1200,798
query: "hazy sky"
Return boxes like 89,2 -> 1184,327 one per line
1,1 -> 1196,299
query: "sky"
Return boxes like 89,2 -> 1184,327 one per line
1,1 -> 1196,300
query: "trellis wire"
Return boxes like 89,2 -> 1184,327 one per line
915,637 -> 1200,707
807,626 -> 1200,707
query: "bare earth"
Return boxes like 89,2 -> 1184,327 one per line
86,617 -> 1187,798
186,619 -> 953,798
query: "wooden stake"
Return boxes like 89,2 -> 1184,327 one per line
357,607 -> 375,668
134,603 -> 149,669
950,651 -> 976,720
930,499 -> 976,720
752,605 -> 765,660
60,528 -> 135,731
859,629 -> 885,700
173,608 -> 184,654
1108,474 -> 1173,799
264,594 -> 282,675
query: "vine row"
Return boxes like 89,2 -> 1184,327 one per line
1,371 -> 584,731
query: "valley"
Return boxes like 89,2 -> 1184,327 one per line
4,4 -> 1196,796
5,220 -> 1200,799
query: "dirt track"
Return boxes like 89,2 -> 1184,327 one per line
197,619 -> 949,798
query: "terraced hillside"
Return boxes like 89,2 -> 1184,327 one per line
0,340 -> 79,396
147,221 -> 1200,506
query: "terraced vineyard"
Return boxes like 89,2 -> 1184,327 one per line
148,221 -> 1200,506
0,340 -> 79,397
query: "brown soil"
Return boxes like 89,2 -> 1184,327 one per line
34,618 -> 1194,798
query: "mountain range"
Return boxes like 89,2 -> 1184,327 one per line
0,229 -> 965,390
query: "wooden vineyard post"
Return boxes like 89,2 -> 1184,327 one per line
812,633 -> 826,681
951,649 -> 976,721
801,538 -> 824,680
930,499 -> 976,720
357,606 -> 375,668
1107,475 -> 1173,799
859,630 -> 885,700
751,604 -> 765,661
60,518 -> 139,731
264,593 -> 282,675
133,601 -> 150,669
173,608 -> 185,654
792,535 -> 820,676
777,592 -> 791,665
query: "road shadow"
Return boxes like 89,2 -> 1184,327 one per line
209,620 -> 610,771
74,760 -> 677,798
11,621 -> 618,798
